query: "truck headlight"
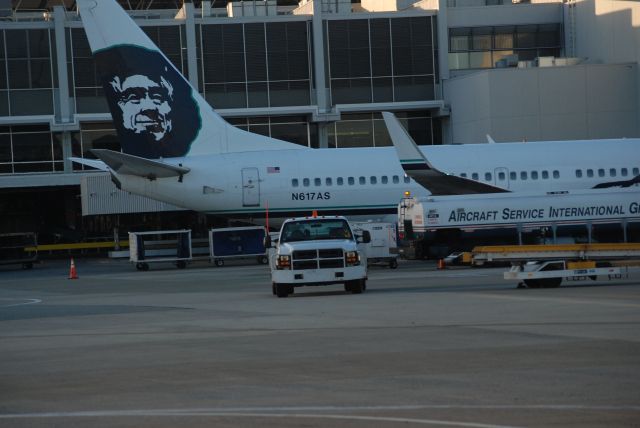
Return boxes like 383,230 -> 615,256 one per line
345,251 -> 360,266
276,254 -> 291,270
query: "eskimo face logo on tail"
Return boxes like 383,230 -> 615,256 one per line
96,45 -> 201,158
111,74 -> 173,141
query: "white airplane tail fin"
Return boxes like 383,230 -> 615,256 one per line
77,0 -> 301,159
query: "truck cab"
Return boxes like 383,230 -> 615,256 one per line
267,216 -> 368,297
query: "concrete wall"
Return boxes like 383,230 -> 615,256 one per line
447,3 -> 561,28
443,63 -> 638,144
570,0 -> 640,134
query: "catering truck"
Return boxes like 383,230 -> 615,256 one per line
266,216 -> 369,297
398,188 -> 640,259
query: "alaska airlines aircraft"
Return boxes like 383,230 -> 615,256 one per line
72,0 -> 640,225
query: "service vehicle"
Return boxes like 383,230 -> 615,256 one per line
266,216 -> 369,297
351,222 -> 399,268
399,188 -> 640,259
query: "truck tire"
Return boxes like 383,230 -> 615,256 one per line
345,279 -> 364,294
275,283 -> 291,298
214,259 -> 224,267
258,255 -> 269,264
389,259 -> 398,269
524,278 -> 562,288
542,277 -> 562,288
176,260 -> 187,269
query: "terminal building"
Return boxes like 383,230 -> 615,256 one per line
0,0 -> 638,242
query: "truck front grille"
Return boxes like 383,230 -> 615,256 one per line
291,248 -> 345,270
292,250 -> 317,260
293,260 -> 317,270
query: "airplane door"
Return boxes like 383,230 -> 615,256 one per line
494,167 -> 510,189
242,168 -> 260,207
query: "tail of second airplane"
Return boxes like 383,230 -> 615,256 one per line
77,0 -> 302,159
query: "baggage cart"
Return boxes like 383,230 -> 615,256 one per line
0,232 -> 37,269
209,226 -> 268,267
129,230 -> 192,270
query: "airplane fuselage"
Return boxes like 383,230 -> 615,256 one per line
115,139 -> 640,221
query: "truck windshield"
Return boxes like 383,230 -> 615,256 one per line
280,219 -> 353,243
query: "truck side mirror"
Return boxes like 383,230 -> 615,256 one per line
357,230 -> 371,244
263,235 -> 272,248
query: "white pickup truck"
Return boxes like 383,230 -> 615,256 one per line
266,216 -> 369,298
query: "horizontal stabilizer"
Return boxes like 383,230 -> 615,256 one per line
382,112 -> 509,195
91,149 -> 190,179
69,157 -> 108,171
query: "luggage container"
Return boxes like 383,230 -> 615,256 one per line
129,230 -> 192,270
209,226 -> 268,267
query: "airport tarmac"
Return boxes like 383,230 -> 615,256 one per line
0,258 -> 639,428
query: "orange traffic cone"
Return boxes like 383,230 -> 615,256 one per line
69,257 -> 78,279
437,259 -> 446,270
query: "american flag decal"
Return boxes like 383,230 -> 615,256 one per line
267,166 -> 280,173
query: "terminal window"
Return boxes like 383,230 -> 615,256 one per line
448,24 -> 562,71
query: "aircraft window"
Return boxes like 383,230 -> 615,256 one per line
326,178 -> 332,186
621,168 -> 628,177
610,168 -> 616,177
575,169 -> 582,178
314,178 -> 321,186
303,178 -> 310,187
484,172 -> 492,181
634,167 -> 639,176
587,169 -> 594,178
542,171 -> 549,179
337,177 -> 344,185
381,176 -> 388,184
359,176 -> 366,185
498,172 -> 505,180
520,171 -> 527,180
348,177 -> 355,185
553,170 -> 560,178
460,173 -> 467,178
510,171 -> 516,180
292,179 -> 299,187
531,171 -> 538,180
598,168 -> 605,177
404,176 -> 411,183
472,173 -> 479,180
370,176 -> 377,185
